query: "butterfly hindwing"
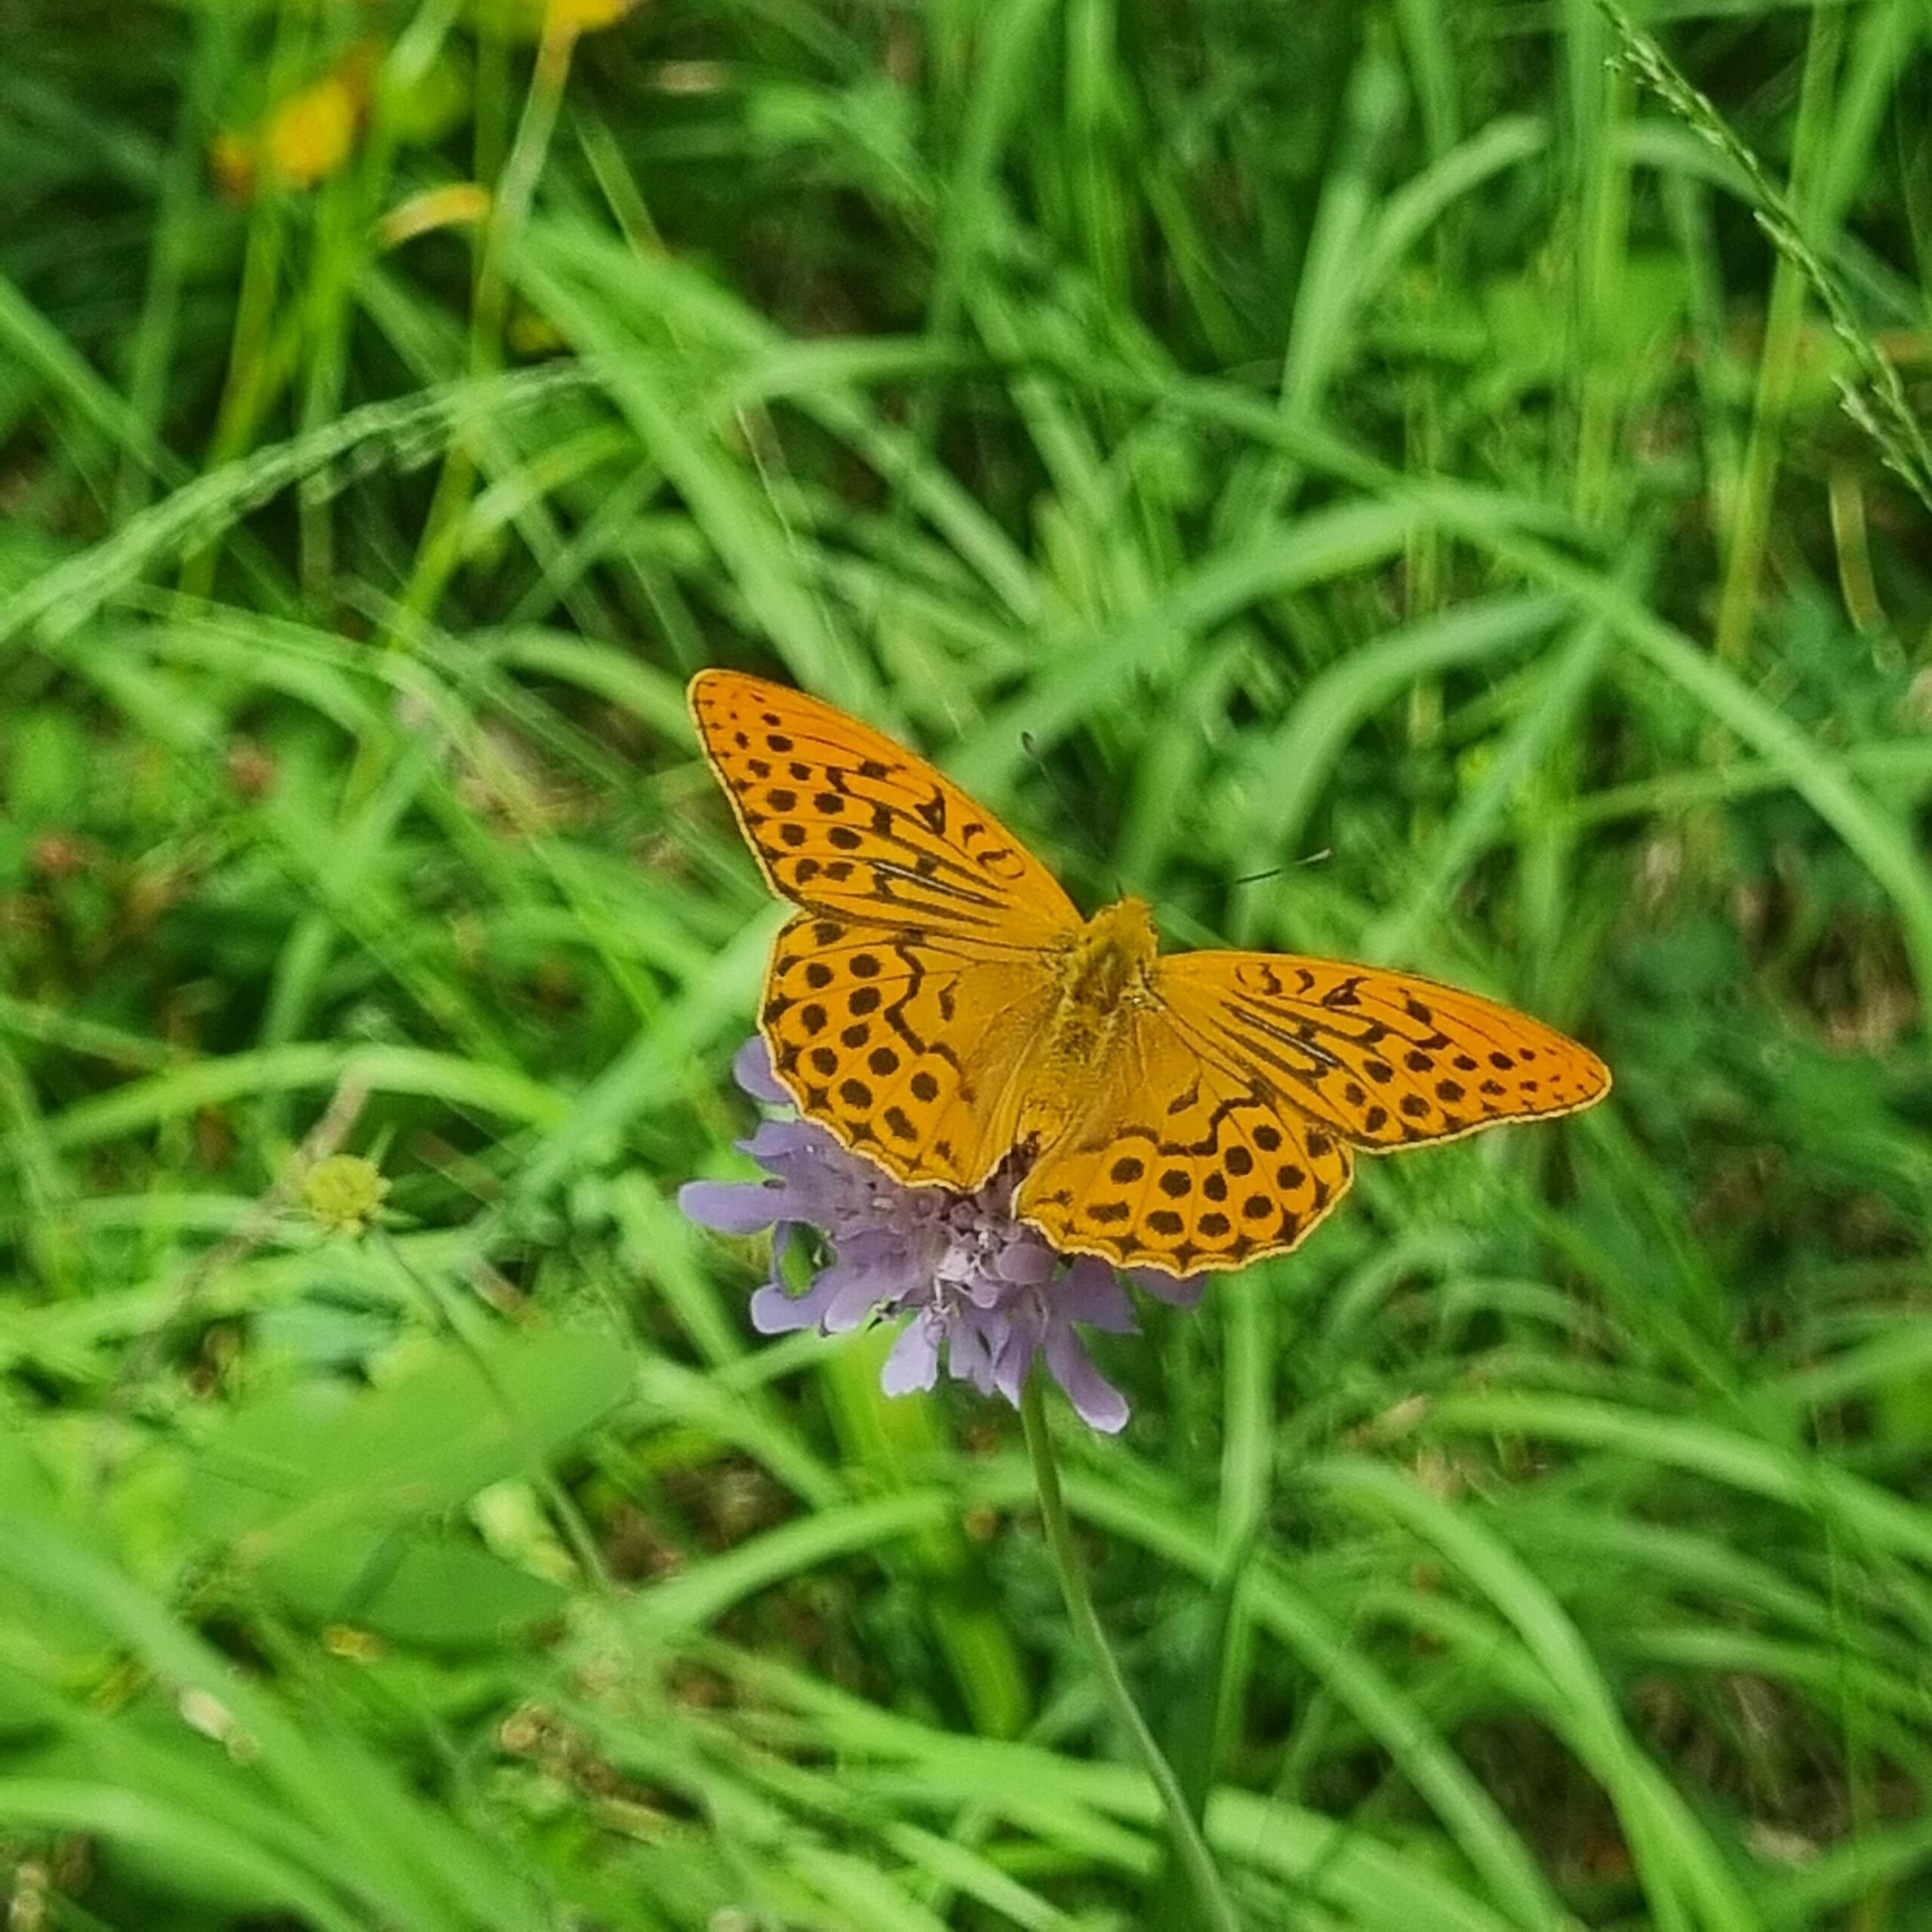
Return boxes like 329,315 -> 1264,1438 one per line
1014,1008 -> 1355,1275
691,670 -> 1080,949
1158,952 -> 1611,1150
764,913 -> 1059,1192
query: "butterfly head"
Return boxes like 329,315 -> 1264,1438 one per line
1059,894 -> 1161,1016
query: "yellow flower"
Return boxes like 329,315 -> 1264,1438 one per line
301,1155 -> 390,1236
260,71 -> 361,188
211,46 -> 374,199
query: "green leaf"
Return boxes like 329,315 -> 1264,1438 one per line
183,1327 -> 630,1549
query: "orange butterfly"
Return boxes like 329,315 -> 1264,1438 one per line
691,670 -> 1609,1277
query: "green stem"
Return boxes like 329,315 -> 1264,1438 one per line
398,4 -> 578,633
1019,1375 -> 1243,1932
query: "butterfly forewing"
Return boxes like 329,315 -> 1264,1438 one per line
1158,952 -> 1611,1150
762,913 -> 1059,1192
691,670 -> 1080,949
1015,1008 -> 1356,1275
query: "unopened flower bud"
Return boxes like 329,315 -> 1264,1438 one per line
302,1155 -> 389,1236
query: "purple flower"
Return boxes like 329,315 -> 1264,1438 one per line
679,1038 -> 1202,1433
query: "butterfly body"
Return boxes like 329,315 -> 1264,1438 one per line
1026,896 -> 1160,1118
691,669 -> 1609,1275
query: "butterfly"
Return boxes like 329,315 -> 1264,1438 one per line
690,669 -> 1610,1277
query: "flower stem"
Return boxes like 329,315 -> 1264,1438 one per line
1019,1374 -> 1243,1932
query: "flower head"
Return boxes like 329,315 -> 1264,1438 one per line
211,47 -> 374,200
302,1155 -> 389,1236
680,1040 -> 1201,1433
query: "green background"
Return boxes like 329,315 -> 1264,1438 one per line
3,1 -> 1931,1926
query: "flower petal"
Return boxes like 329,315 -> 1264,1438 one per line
733,1035 -> 791,1105
1044,1321 -> 1130,1434
945,1306 -> 1002,1395
1129,1264 -> 1207,1309
880,1318 -> 940,1395
992,1296 -> 1047,1409
678,1178 -> 783,1235
750,1272 -> 835,1334
814,1253 -> 911,1333
1056,1257 -> 1138,1332
994,1238 -> 1056,1286
740,1119 -> 822,1165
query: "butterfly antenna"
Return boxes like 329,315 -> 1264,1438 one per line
1233,849 -> 1331,888
1019,730 -> 1109,872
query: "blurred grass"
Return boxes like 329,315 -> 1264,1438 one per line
2,0 -> 1931,1927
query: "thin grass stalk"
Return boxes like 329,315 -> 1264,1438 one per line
1712,0 -> 1841,664
401,2 -> 583,631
